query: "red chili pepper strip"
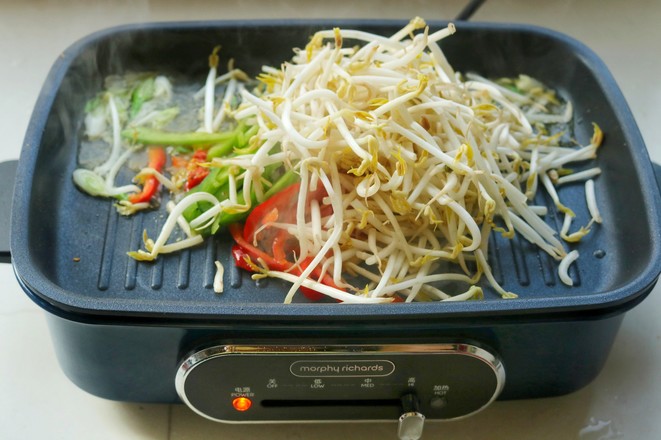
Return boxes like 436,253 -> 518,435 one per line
230,226 -> 343,301
192,149 -> 207,161
271,229 -> 289,262
299,286 -> 325,301
297,257 -> 342,290
186,166 -> 210,190
128,146 -> 166,204
243,183 -> 302,242
231,182 -> 342,302
295,257 -> 343,301
185,149 -> 210,190
229,223 -> 291,272
170,155 -> 188,169
231,245 -> 257,272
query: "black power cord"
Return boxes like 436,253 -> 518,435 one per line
455,0 -> 487,21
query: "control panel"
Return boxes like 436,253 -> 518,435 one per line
176,343 -> 504,430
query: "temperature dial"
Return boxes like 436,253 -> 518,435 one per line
398,393 -> 425,440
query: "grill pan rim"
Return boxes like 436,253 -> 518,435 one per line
11,19 -> 661,323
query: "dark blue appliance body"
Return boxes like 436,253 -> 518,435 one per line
35,302 -> 627,403
6,20 -> 661,419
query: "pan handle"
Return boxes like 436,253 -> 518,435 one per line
0,160 -> 18,263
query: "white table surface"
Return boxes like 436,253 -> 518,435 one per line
1,1 -> 660,439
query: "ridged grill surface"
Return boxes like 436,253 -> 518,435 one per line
94,187 -> 582,296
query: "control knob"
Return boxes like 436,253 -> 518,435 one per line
398,393 -> 425,440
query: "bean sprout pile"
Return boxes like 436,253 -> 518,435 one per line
74,18 -> 603,304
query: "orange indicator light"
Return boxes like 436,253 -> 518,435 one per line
232,397 -> 253,412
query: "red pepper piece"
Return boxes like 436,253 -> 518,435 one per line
231,232 -> 320,299
192,149 -> 207,161
185,149 -> 210,190
186,166 -> 210,190
299,286 -> 325,301
297,257 -> 342,290
231,245 -> 257,272
231,182 -> 344,302
243,183 -> 328,244
271,229 -> 290,262
170,155 -> 188,169
229,223 -> 291,272
129,146 -> 166,204
243,183 -> 301,242
295,258 -> 341,301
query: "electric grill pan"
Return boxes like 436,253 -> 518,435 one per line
3,19 -> 661,436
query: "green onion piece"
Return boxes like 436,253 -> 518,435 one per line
72,169 -> 108,197
129,77 -> 156,119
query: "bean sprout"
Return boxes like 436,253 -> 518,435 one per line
559,250 -> 580,286
214,261 -> 224,293
585,179 -> 603,224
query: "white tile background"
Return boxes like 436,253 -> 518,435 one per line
1,1 -> 660,439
